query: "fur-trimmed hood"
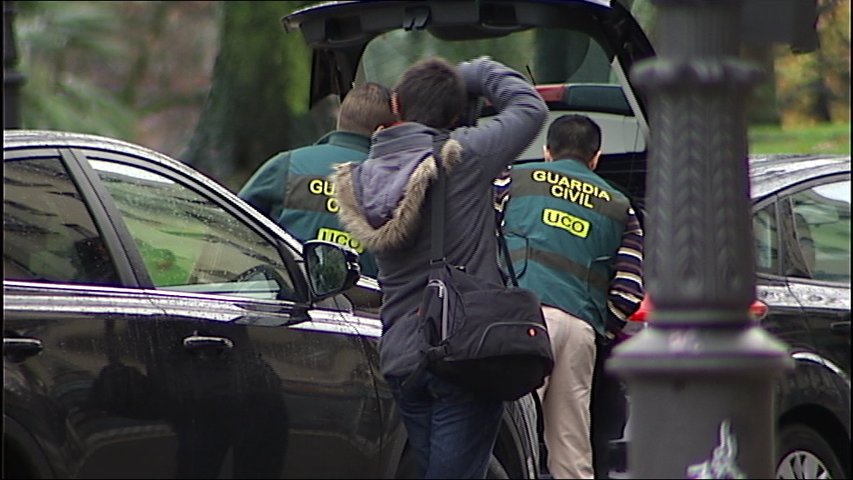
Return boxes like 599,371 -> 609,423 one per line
331,124 -> 461,252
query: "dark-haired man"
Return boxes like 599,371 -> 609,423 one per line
239,82 -> 395,277
503,114 -> 644,479
332,56 -> 546,478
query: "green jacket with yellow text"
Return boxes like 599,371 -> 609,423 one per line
504,158 -> 631,335
239,131 -> 378,277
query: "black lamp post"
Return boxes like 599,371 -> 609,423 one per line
607,0 -> 818,478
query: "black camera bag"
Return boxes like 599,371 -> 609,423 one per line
407,139 -> 553,401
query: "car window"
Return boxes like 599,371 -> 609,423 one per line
3,156 -> 121,285
788,179 -> 850,283
88,159 -> 299,300
753,203 -> 779,275
358,28 -> 642,159
360,28 -> 617,89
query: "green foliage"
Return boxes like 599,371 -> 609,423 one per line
17,1 -> 137,139
627,0 -> 850,127
22,62 -> 137,139
11,0 -> 848,181
749,122 -> 851,155
627,0 -> 657,44
220,1 -> 311,114
18,1 -> 127,57
182,1 -> 319,185
750,0 -> 850,126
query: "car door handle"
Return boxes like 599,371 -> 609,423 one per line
182,335 -> 234,354
830,321 -> 850,335
3,337 -> 44,362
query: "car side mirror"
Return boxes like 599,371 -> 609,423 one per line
303,240 -> 360,301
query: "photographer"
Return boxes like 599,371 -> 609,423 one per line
332,56 -> 546,478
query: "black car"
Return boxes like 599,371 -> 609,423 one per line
2,129 -> 541,479
729,154 -> 850,480
609,154 -> 851,479
282,1 -> 850,478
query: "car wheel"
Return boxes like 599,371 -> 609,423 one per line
776,424 -> 844,479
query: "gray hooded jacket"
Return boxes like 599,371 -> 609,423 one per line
331,58 -> 547,378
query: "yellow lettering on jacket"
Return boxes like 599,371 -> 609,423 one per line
317,227 -> 364,253
531,169 -> 612,208
549,185 -> 596,208
326,197 -> 339,213
308,179 -> 336,196
307,179 -> 339,212
542,208 -> 590,238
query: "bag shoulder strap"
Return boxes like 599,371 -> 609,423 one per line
429,135 -> 448,265
401,134 -> 450,396
430,133 -> 519,287
497,223 -> 520,287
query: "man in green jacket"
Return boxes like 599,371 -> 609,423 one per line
239,82 -> 395,278
503,114 -> 644,479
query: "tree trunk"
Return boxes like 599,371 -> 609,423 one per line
121,2 -> 169,106
181,1 -> 319,189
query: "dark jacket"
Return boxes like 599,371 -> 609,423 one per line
332,58 -> 547,378
238,131 -> 379,277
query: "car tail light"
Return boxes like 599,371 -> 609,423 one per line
628,296 -> 653,323
619,296 -> 652,337
535,84 -> 565,102
749,299 -> 768,321
625,296 -> 768,327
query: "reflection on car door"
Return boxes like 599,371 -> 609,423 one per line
781,178 -> 851,402
130,290 -> 382,478
4,285 -> 182,478
3,151 -> 181,478
81,150 -> 384,478
752,202 -> 812,354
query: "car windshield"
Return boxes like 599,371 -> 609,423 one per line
357,27 -> 622,91
357,27 -> 647,161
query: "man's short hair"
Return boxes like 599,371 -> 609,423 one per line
338,82 -> 396,136
546,114 -> 602,164
394,57 -> 466,129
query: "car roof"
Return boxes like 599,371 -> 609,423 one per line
3,129 -> 241,207
748,154 -> 851,200
3,129 -> 312,255
4,129 -> 179,165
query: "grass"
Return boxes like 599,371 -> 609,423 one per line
749,122 -> 850,155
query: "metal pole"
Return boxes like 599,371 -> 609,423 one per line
4,0 -> 25,129
607,1 -> 794,478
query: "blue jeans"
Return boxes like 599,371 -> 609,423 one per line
386,371 -> 504,479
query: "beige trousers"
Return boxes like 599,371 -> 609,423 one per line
538,305 -> 597,479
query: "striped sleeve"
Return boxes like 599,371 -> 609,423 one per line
493,165 -> 513,228
605,206 -> 645,335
